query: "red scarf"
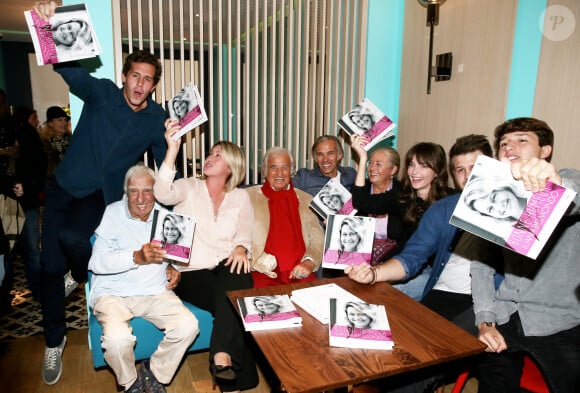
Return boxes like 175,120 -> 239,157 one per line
261,182 -> 306,283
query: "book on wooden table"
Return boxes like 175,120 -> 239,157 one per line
310,178 -> 357,220
167,83 -> 208,141
449,155 -> 577,260
322,215 -> 375,269
290,283 -> 363,324
329,298 -> 394,350
25,3 -> 102,66
337,98 -> 396,151
237,294 -> 302,331
150,209 -> 196,264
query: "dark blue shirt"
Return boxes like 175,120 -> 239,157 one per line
292,166 -> 357,196
54,64 -> 168,204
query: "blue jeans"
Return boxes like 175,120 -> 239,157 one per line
476,312 -> 580,393
40,181 -> 105,347
393,265 -> 432,301
21,207 -> 41,299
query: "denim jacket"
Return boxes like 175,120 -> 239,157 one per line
394,194 -> 461,299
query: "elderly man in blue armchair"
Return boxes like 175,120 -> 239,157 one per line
88,164 -> 198,393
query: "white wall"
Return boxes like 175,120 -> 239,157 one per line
28,53 -> 69,124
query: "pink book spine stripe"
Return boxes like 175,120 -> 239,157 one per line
506,182 -> 566,255
31,11 -> 58,65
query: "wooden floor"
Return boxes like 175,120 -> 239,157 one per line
0,328 -> 478,393
0,329 -> 271,393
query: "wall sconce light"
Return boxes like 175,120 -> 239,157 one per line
418,0 -> 451,94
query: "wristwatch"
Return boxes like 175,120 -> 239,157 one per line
480,322 -> 494,328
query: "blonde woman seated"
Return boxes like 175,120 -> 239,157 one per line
246,147 -> 324,288
154,120 -> 257,393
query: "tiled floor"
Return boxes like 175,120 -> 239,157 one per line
0,256 -> 87,340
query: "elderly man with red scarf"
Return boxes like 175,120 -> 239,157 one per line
247,147 -> 324,288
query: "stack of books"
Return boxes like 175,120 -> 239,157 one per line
290,283 -> 363,324
290,283 -> 394,350
328,298 -> 394,350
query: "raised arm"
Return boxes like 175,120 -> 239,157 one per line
350,134 -> 369,187
153,120 -> 189,206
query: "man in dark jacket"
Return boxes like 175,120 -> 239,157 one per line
34,3 -> 170,384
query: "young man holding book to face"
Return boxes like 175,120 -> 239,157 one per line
471,117 -> 579,393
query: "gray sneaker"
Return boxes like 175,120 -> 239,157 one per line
139,360 -> 167,393
42,336 -> 67,385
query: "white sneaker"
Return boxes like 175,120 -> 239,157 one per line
64,271 -> 78,297
42,336 -> 67,385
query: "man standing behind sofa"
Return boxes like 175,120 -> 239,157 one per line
89,164 -> 198,393
292,135 -> 356,196
33,1 -> 171,386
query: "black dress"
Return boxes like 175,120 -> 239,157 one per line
351,179 -> 406,261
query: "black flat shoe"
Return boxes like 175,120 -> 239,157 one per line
210,363 -> 236,381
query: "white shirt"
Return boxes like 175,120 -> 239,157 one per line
88,199 -> 169,307
154,163 -> 254,271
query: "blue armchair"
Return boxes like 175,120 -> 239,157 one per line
85,269 -> 213,368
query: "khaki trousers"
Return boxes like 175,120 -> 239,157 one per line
93,292 -> 199,388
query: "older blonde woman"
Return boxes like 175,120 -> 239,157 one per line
154,120 -> 257,393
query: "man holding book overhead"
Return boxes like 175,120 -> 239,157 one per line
32,1 -> 171,386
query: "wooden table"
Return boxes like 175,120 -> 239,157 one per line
227,277 -> 486,393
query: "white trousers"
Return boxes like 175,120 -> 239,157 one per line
93,292 -> 199,388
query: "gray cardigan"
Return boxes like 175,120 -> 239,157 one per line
471,168 -> 580,336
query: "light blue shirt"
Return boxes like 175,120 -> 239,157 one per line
88,198 -> 169,307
